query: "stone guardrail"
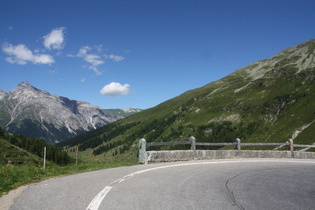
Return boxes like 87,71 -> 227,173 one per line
139,137 -> 315,164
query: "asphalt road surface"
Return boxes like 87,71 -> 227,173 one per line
10,159 -> 315,210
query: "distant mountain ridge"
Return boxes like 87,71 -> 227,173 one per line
60,39 -> 315,160
0,82 -> 141,144
103,108 -> 142,118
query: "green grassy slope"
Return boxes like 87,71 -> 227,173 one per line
0,138 -> 137,195
60,39 -> 315,161
0,138 -> 43,166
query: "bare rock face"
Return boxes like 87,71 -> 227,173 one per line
0,89 -> 8,100
0,82 -> 122,144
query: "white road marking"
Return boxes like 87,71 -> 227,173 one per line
87,186 -> 112,210
86,159 -> 315,210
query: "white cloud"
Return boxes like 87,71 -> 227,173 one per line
96,44 -> 103,52
100,82 -> 130,96
2,43 -> 55,65
85,54 -> 104,66
66,53 -> 75,58
73,45 -> 124,75
77,46 -> 104,75
43,27 -> 65,50
105,54 -> 124,62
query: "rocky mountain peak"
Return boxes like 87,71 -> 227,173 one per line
9,81 -> 50,101
0,88 -> 8,100
15,81 -> 41,92
18,81 -> 31,87
0,82 -> 130,144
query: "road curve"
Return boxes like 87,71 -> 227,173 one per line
9,159 -> 315,210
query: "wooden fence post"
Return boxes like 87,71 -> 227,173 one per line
289,139 -> 294,158
75,145 -> 79,165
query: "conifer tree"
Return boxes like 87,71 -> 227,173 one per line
0,126 -> 4,137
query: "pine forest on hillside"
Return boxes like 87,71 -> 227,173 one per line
0,128 -> 73,166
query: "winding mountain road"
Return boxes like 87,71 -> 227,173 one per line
9,159 -> 315,210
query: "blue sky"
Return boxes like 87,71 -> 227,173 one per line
1,0 -> 315,109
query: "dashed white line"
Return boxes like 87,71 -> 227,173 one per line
87,186 -> 112,210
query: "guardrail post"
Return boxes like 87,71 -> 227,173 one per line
236,138 -> 241,151
190,136 -> 196,153
43,147 -> 46,170
289,139 -> 294,158
139,138 -> 147,164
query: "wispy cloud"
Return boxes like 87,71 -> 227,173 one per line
100,82 -> 130,96
77,46 -> 104,75
2,43 -> 55,65
104,54 -> 124,62
43,27 -> 66,50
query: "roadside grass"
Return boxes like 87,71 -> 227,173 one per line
0,160 -> 138,197
0,165 -> 43,195
0,137 -> 139,197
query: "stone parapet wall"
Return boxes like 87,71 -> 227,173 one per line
146,150 -> 315,163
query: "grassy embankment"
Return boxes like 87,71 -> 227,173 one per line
0,138 -> 138,196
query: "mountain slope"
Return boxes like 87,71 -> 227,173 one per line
0,138 -> 43,166
61,39 -> 315,159
0,82 -> 140,144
